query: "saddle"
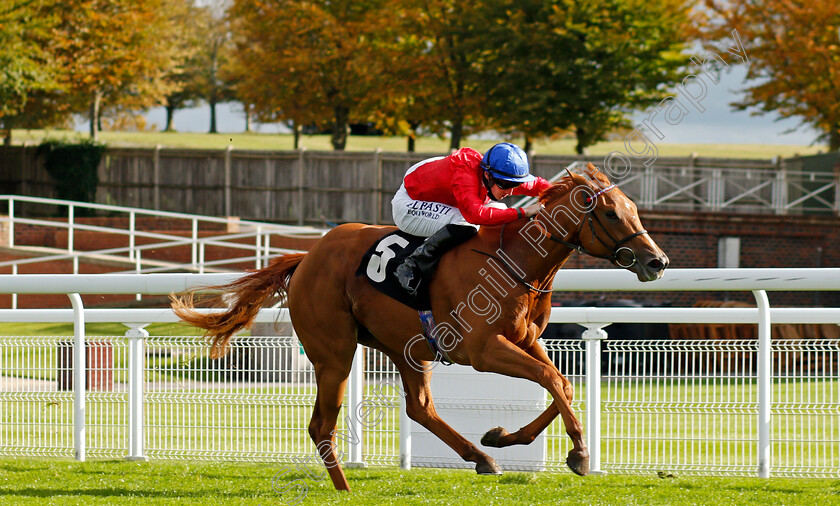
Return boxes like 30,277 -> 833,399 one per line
355,230 -> 430,310
355,230 -> 453,364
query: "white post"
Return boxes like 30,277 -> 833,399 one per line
11,264 -> 16,310
582,324 -> 608,475
68,293 -> 86,462
346,344 -> 365,467
125,323 -> 148,461
255,227 -> 263,270
400,391 -> 411,470
67,204 -> 74,254
753,289 -> 771,477
191,219 -> 198,269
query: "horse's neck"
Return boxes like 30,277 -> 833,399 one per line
503,218 -> 576,286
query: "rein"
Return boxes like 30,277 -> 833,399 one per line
472,183 -> 649,293
471,222 -> 554,294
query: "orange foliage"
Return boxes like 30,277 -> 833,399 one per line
704,0 -> 840,148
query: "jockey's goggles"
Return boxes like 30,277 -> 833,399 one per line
492,177 -> 522,190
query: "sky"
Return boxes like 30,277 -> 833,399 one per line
133,65 -> 822,147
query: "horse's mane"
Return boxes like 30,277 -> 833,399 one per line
538,176 -> 575,206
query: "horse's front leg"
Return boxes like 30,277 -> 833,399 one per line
470,335 -> 589,476
481,340 -> 569,448
384,350 -> 503,475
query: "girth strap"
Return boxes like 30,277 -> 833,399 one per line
418,309 -> 453,365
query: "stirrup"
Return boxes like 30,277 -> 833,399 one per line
395,263 -> 422,295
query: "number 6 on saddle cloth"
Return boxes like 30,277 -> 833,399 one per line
356,230 -> 457,364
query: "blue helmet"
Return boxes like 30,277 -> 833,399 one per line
480,142 -> 535,183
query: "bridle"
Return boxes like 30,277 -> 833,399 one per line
471,183 -> 648,294
537,184 -> 648,269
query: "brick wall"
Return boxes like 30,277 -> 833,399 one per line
2,213 -> 838,309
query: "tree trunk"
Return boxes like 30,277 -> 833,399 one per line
449,118 -> 463,151
331,105 -> 349,150
575,127 -> 586,155
407,120 -> 420,153
292,122 -> 301,150
829,128 -> 840,152
524,136 -> 533,154
89,91 -> 102,140
164,103 -> 176,132
244,104 -> 251,133
2,118 -> 12,146
209,96 -> 218,134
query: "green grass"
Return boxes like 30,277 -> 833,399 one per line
9,128 -> 829,159
0,458 -> 836,505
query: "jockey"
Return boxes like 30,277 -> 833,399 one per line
391,142 -> 551,296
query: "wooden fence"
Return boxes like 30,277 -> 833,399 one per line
0,145 -> 832,225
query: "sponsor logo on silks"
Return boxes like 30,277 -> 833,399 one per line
406,201 -> 453,215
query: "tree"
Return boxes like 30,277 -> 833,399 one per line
477,0 -> 694,154
192,1 -> 237,134
229,0 -> 398,150
403,0 -> 493,151
159,2 -> 210,132
704,0 -> 840,150
0,0 -> 62,144
48,0 -> 191,139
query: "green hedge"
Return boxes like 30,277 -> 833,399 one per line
37,139 -> 105,216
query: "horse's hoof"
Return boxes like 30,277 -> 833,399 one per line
481,426 -> 509,448
476,458 -> 503,475
566,449 -> 590,476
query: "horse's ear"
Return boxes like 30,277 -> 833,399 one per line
585,162 -> 612,185
565,168 -> 588,186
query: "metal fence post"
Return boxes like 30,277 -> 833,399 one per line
400,391 -> 411,470
346,344 -> 365,467
753,289 -> 771,477
582,324 -> 608,475
68,293 -> 86,462
125,323 -> 149,461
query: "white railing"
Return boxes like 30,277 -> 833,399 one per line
516,162 -> 840,216
0,195 -> 326,275
0,269 -> 839,477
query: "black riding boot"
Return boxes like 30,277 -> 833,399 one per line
394,224 -> 478,296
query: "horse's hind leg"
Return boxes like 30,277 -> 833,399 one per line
297,322 -> 358,492
310,362 -> 354,491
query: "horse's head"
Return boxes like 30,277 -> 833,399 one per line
538,163 -> 669,281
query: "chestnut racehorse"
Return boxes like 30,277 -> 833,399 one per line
171,164 -> 669,491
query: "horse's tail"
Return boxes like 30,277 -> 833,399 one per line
170,252 -> 307,359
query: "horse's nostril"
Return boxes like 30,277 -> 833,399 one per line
647,258 -> 665,272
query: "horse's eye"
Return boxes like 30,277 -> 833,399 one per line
605,210 -> 618,220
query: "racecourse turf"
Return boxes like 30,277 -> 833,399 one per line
0,458 -> 836,505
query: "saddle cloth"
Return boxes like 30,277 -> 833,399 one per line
355,230 -> 430,310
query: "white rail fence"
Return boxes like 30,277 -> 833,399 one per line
0,270 -> 839,478
0,195 -> 325,276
